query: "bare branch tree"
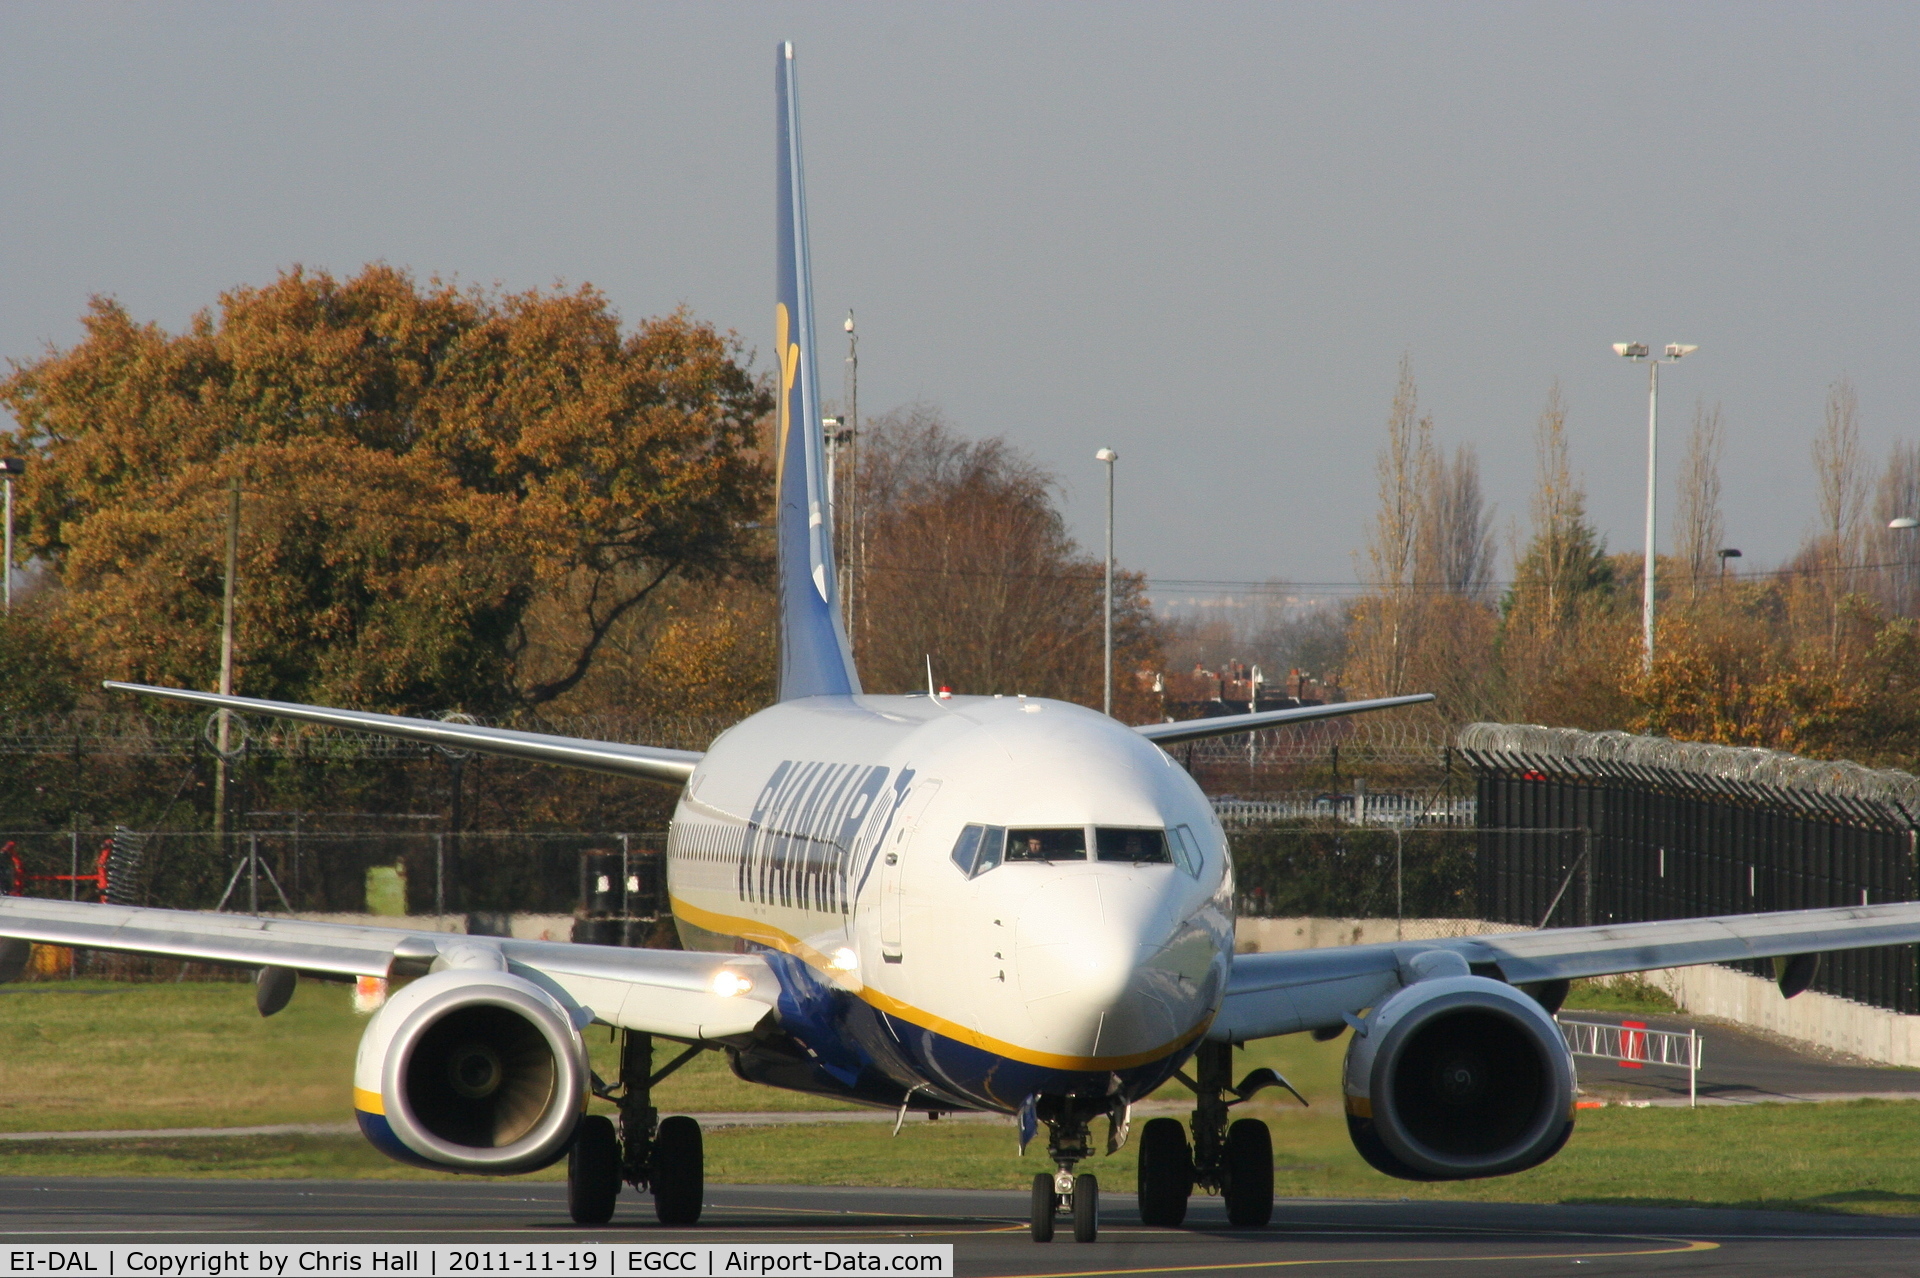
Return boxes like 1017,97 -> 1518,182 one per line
1527,381 -> 1578,621
1673,400 -> 1726,592
1813,375 -> 1867,586
1355,355 -> 1434,694
1418,443 -> 1494,598
1812,375 -> 1868,652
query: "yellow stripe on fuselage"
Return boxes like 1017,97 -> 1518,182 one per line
669,895 -> 1207,1073
354,1087 -> 384,1116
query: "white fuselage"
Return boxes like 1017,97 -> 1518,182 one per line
663,692 -> 1233,1110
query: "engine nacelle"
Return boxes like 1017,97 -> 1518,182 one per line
353,969 -> 590,1174
1342,972 -> 1575,1181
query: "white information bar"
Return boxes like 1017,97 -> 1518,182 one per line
2,1247 -> 953,1278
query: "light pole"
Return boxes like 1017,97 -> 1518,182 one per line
213,475 -> 242,838
843,310 -> 858,639
1613,341 -> 1698,670
1889,519 -> 1919,614
0,457 -> 22,615
1095,448 -> 1117,716
1717,547 -> 1742,584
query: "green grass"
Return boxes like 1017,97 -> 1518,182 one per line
0,979 -> 852,1134
10,979 -> 1920,1218
10,1102 -> 1920,1219
1560,975 -> 1683,1017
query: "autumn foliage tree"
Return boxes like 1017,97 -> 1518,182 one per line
850,407 -> 1162,718
0,266 -> 770,716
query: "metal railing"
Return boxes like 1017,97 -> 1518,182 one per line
1558,1016 -> 1702,1106
1214,793 -> 1475,828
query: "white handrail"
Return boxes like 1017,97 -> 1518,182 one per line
1557,1016 -> 1702,1107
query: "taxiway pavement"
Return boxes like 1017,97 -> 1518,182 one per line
3,1179 -> 1919,1276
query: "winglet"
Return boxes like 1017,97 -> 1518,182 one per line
774,43 -> 861,701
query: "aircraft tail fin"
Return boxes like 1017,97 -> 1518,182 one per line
773,42 -> 861,701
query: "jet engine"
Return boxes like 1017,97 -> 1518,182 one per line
353,969 -> 590,1174
1342,969 -> 1575,1181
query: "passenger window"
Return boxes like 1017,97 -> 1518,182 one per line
1095,827 -> 1173,865
1005,827 -> 1087,862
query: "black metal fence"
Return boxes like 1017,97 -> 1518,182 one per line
1465,746 -> 1920,1015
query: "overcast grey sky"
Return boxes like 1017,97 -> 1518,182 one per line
3,2 -> 1915,594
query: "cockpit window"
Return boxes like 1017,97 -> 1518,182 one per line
1005,827 -> 1087,862
1095,827 -> 1173,864
1171,824 -> 1203,877
950,824 -> 1006,878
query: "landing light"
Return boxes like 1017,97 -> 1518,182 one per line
830,946 -> 859,972
711,969 -> 755,998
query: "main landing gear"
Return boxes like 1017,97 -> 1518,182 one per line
568,1029 -> 706,1226
1137,1041 -> 1283,1229
1028,1096 -> 1110,1243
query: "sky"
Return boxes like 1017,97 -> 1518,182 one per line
4,2 -> 1917,603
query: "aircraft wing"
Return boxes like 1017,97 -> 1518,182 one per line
104,682 -> 703,785
0,895 -> 773,1042
1136,694 -> 1435,746
1212,900 -> 1920,1042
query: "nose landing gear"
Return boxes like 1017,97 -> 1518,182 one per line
1028,1098 -> 1105,1242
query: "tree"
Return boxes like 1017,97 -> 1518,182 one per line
1351,355 -> 1434,695
1494,383 -> 1630,728
1673,400 -> 1726,591
0,266 -> 770,714
851,406 -> 1162,718
1811,375 -> 1867,645
1418,443 -> 1494,599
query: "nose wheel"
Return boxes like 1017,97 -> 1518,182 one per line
1029,1099 -> 1106,1242
1029,1171 -> 1099,1243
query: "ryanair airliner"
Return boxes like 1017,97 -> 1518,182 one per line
7,44 -> 1920,1244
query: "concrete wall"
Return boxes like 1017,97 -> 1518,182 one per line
1234,916 -> 1524,953
1637,961 -> 1920,1068
277,912 -> 577,942
1234,915 -> 1920,1068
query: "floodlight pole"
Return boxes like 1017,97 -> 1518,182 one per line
844,311 -> 858,640
0,457 -> 24,615
1614,343 -> 1696,671
2,473 -> 12,616
1096,448 -> 1118,716
1641,358 -> 1660,671
213,476 -> 241,838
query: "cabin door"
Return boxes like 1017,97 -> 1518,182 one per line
880,780 -> 940,961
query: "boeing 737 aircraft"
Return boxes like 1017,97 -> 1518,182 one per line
10,44 -> 1920,1244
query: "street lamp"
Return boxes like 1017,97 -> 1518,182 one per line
1717,547 -> 1742,584
0,457 -> 23,615
1095,448 -> 1118,716
1614,341 -> 1698,669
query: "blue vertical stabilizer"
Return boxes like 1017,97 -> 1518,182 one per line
774,43 -> 862,701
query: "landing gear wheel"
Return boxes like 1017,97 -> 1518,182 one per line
1029,1173 -> 1055,1242
1223,1117 -> 1273,1228
566,1115 -> 620,1225
651,1115 -> 704,1225
1136,1117 -> 1192,1227
1071,1173 -> 1099,1243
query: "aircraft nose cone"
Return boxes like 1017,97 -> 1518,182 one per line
1014,872 -> 1219,1062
